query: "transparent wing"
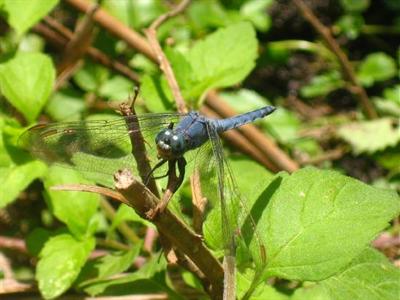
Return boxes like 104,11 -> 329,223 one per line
197,123 -> 267,297
19,112 -> 184,185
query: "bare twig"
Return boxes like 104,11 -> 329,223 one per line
293,0 -> 377,119
144,0 -> 191,114
56,3 -> 99,88
114,169 -> 224,299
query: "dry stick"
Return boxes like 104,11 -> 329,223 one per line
292,0 -> 377,119
65,0 -> 292,173
114,170 -> 224,299
35,20 -> 140,82
142,2 -> 219,296
144,0 -> 190,114
66,0 -> 156,61
56,3 -> 99,89
206,91 -> 299,172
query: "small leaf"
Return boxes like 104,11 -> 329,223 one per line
338,118 -> 400,154
3,0 -> 59,34
141,74 -> 174,112
340,0 -> 370,12
256,167 -> 400,281
182,22 -> 258,101
36,234 -> 95,299
320,247 -> 400,300
357,52 -> 397,87
240,0 -> 272,32
98,75 -> 134,101
0,52 -> 55,123
0,160 -> 47,207
44,166 -> 100,238
77,244 -> 141,287
300,71 -> 344,98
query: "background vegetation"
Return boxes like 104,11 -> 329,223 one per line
0,0 -> 399,299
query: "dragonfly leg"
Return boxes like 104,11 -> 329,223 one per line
146,157 -> 186,220
144,159 -> 167,185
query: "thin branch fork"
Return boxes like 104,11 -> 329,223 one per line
292,0 -> 377,119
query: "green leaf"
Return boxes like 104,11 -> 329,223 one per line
26,227 -> 51,257
240,0 -> 272,32
0,52 -> 55,123
181,22 -> 258,102
320,247 -> 400,300
357,52 -> 397,87
237,271 -> 289,300
36,233 -> 95,299
73,62 -> 109,93
0,160 -> 47,207
338,118 -> 400,154
257,167 -> 400,281
110,204 -> 153,232
77,244 -> 141,287
3,0 -> 59,34
300,71 -> 344,98
81,255 -> 171,296
141,74 -> 174,112
98,75 -> 134,101
340,0 -> 370,12
45,89 -> 85,122
335,15 -> 364,39
44,166 -> 100,238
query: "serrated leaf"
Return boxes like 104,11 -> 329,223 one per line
357,52 -> 397,87
181,22 -> 257,101
320,247 -> 400,300
3,0 -> 59,34
36,234 -> 95,299
338,118 -> 400,154
0,160 -> 47,207
44,166 -> 100,238
0,52 -> 55,123
256,167 -> 400,281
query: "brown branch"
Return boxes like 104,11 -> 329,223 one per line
56,2 -> 98,88
144,0 -> 191,114
66,0 -> 156,61
114,169 -> 224,299
293,0 -> 377,119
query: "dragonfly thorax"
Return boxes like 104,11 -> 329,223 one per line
155,127 -> 186,159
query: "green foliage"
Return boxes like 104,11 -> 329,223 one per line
2,0 -> 59,34
44,166 -> 100,238
357,52 -> 397,87
0,52 -> 55,123
1,1 -> 399,300
255,167 -> 399,282
36,234 -> 95,299
338,118 -> 400,154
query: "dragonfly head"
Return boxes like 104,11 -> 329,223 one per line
155,127 -> 185,159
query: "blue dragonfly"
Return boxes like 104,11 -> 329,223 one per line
20,104 -> 276,299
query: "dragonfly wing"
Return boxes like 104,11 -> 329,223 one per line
199,122 -> 267,299
19,113 -> 184,185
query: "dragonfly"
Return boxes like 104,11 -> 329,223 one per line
20,104 -> 276,299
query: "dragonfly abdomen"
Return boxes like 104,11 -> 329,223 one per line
214,105 -> 276,132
